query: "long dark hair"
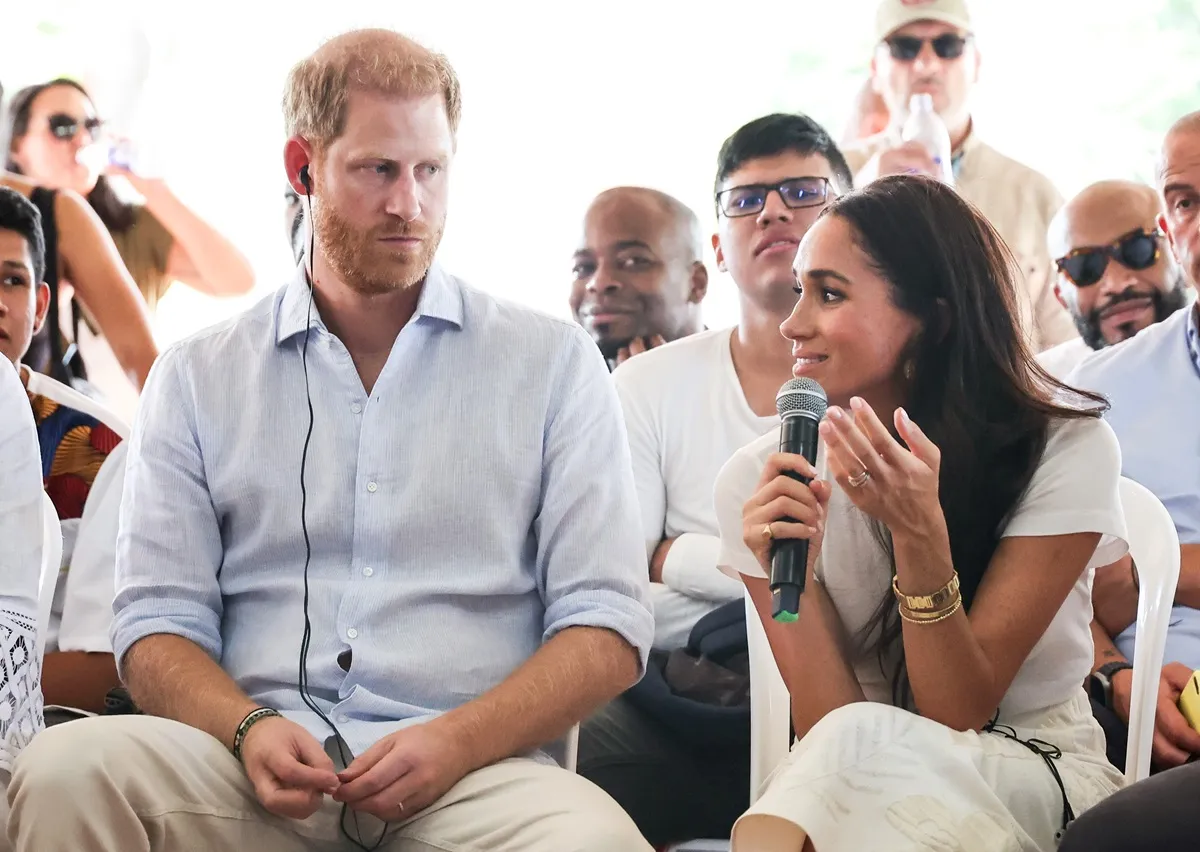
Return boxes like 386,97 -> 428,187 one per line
6,78 -> 137,233
825,176 -> 1106,708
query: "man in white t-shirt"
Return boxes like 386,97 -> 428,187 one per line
1038,181 -> 1190,379
845,0 -> 1076,352
570,187 -> 707,369
0,186 -> 127,719
576,113 -> 854,846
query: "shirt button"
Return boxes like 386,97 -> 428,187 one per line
362,567 -> 374,577
346,628 -> 359,640
366,481 -> 378,493
337,714 -> 349,723
350,402 -> 362,414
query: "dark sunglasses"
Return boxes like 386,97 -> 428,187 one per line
716,177 -> 832,218
47,113 -> 104,142
1055,229 -> 1163,288
886,33 -> 971,61
324,733 -> 389,850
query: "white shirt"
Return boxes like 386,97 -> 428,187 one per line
0,365 -> 45,771
613,327 -> 778,649
713,416 -> 1128,719
23,370 -> 129,654
1037,338 -> 1093,380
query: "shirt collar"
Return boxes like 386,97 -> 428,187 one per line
275,261 -> 464,346
1187,303 -> 1200,377
951,120 -> 979,180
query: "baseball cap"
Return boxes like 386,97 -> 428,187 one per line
874,0 -> 972,42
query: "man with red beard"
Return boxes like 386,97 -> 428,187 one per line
7,29 -> 654,852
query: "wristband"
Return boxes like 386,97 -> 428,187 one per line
232,707 -> 282,763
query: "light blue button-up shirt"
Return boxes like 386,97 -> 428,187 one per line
112,264 -> 654,756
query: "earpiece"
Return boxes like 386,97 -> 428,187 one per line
299,165 -> 311,194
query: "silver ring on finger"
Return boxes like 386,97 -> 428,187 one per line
848,469 -> 871,488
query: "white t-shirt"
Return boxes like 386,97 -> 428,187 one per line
613,327 -> 778,649
713,416 -> 1128,719
1037,337 -> 1093,380
24,370 -> 128,654
0,365 -> 45,771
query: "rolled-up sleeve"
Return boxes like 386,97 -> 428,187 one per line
535,328 -> 654,673
110,346 -> 225,671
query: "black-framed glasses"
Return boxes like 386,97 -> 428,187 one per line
1055,228 -> 1163,288
716,177 -> 832,218
47,113 -> 104,142
886,33 -> 972,61
325,733 -> 390,850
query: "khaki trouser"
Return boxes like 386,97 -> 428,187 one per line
7,716 -> 652,852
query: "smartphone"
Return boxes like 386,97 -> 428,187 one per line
1178,670 -> 1200,733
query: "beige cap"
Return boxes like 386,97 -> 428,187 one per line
874,0 -> 972,42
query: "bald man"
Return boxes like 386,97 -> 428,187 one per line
1062,116 -> 1200,809
570,187 -> 706,368
1038,180 -> 1190,378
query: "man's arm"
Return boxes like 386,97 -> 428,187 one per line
1172,545 -> 1200,609
435,626 -> 638,771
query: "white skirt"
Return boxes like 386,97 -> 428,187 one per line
733,692 -> 1124,852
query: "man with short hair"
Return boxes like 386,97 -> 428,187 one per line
8,29 -> 654,852
0,185 -> 126,719
577,113 -> 852,846
570,186 -> 706,368
846,0 -> 1076,352
1063,114 -> 1200,792
1038,180 -> 1191,378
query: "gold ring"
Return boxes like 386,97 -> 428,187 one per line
762,523 -> 774,541
848,470 -> 871,488
396,800 -> 406,815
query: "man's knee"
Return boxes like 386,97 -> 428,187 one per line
10,716 -> 117,798
539,772 -> 653,851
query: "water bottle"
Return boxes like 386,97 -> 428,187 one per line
901,94 -> 955,186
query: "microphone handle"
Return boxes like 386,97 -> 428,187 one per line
770,415 -> 820,623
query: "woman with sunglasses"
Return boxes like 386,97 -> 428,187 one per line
0,166 -> 156,391
714,176 -> 1126,851
6,80 -> 253,374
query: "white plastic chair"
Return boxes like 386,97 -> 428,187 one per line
1118,477 -> 1181,783
668,592 -> 791,852
546,724 -> 580,773
36,491 -> 63,664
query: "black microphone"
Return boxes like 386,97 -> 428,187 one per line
770,378 -> 829,623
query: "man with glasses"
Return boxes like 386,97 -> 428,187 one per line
1038,180 -> 1190,378
577,113 -> 852,847
1061,114 -> 1200,788
569,187 -> 707,369
845,0 -> 1077,353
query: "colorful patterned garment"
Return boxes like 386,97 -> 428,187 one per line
28,391 -> 124,522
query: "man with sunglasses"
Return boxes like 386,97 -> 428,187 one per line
576,113 -> 852,846
1062,114 -> 1200,787
1038,180 -> 1191,378
845,0 -> 1077,354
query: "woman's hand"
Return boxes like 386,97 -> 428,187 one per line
820,397 -> 943,540
742,452 -> 831,576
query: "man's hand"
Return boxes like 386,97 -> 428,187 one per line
649,537 -> 677,583
240,716 -> 341,820
1093,555 -> 1139,637
334,719 -> 472,821
616,335 -> 666,366
856,141 -> 939,185
1113,662 -> 1200,769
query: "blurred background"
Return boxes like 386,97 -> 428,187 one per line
5,0 -> 1199,344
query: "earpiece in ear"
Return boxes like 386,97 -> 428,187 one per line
299,165 -> 311,193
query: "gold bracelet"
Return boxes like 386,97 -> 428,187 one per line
892,572 -> 960,613
899,597 -> 962,624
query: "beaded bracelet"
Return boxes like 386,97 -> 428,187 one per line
232,707 -> 282,763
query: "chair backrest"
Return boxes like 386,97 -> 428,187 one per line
37,491 -> 63,663
1118,476 -> 1181,783
745,591 -> 791,801
544,724 -> 580,772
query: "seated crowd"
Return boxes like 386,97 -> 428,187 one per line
1,1 -> 1198,850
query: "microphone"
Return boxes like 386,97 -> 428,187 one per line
771,378 -> 829,623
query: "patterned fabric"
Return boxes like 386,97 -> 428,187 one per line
28,392 -> 124,523
0,608 -> 43,773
